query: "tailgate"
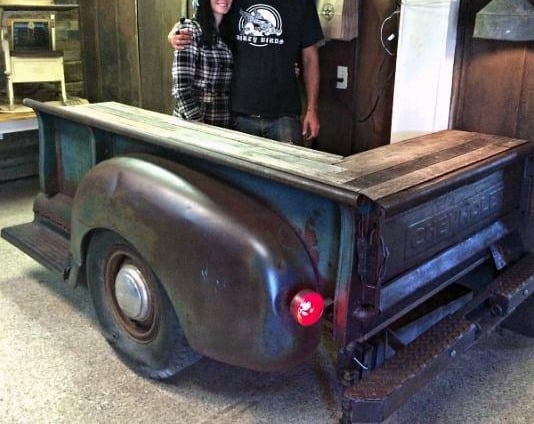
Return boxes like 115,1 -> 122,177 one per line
335,130 -> 533,342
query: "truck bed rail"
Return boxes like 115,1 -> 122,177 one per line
24,99 -> 530,208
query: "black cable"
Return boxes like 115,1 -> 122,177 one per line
356,52 -> 396,123
356,1 -> 399,123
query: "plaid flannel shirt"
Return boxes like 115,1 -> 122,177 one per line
172,20 -> 233,128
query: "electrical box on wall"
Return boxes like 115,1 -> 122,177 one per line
316,0 -> 358,41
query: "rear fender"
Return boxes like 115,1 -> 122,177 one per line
71,154 -> 320,371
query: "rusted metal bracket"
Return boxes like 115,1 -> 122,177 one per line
353,201 -> 388,323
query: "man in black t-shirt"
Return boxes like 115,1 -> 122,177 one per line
169,0 -> 323,145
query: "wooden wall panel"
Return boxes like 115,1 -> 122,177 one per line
116,1 -> 142,105
453,0 -> 534,141
79,0 -> 98,101
517,48 -> 534,141
79,0 -> 140,105
96,1 -> 120,101
316,40 -> 358,156
460,43 -> 527,135
138,0 -> 187,114
316,0 -> 397,155
352,0 -> 397,153
80,0 -> 187,112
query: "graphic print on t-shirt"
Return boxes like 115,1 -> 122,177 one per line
236,4 -> 284,47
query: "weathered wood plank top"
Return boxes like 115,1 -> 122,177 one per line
27,100 -> 532,206
339,131 -> 531,200
77,103 -> 352,185
87,102 -> 344,165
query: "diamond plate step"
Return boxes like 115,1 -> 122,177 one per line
342,315 -> 476,423
342,253 -> 534,423
490,254 -> 534,315
1,221 -> 70,277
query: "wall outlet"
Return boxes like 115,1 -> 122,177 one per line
336,66 -> 348,89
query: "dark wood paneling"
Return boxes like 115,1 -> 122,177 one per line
316,40 -> 358,156
79,0 -> 140,105
461,43 -> 526,135
117,1 -> 142,105
96,1 -> 120,101
517,48 -> 534,140
138,0 -> 186,114
453,0 -> 534,141
79,0 -> 98,100
80,0 -> 187,111
316,1 -> 397,155
353,0 -> 397,153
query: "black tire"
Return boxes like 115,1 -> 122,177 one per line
86,231 -> 201,379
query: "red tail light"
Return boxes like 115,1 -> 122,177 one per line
290,289 -> 324,327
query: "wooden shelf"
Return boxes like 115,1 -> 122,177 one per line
0,2 -> 78,11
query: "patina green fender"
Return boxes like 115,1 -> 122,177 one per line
70,153 -> 321,371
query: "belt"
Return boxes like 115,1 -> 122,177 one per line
234,113 -> 264,118
236,113 -> 291,119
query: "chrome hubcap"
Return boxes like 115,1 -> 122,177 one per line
114,264 -> 151,321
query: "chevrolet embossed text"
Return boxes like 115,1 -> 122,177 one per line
406,185 -> 504,256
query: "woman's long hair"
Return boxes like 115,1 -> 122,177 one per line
195,0 -> 234,48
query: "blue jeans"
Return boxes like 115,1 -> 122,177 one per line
233,115 -> 302,145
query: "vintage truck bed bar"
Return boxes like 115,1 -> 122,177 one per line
5,100 -> 532,424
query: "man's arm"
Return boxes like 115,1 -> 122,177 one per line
168,21 -> 193,50
301,44 -> 320,140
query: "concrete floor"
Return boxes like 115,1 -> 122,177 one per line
0,177 -> 532,424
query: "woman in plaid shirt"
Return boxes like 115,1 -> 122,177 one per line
172,0 -> 234,128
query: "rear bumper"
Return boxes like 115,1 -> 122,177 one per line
341,253 -> 534,423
